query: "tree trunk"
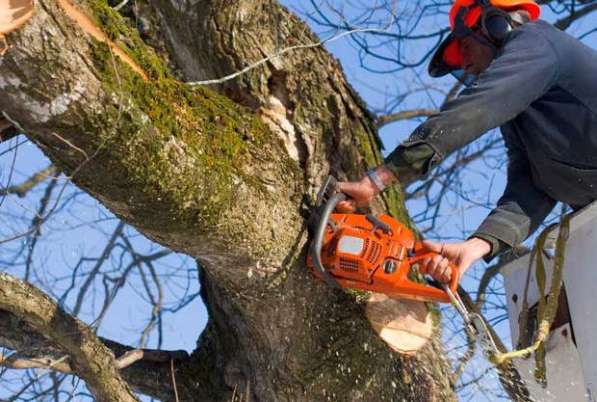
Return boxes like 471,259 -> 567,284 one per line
0,1 -> 456,401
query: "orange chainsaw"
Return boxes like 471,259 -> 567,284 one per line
307,176 -> 459,303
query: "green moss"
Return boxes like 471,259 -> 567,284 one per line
85,0 -> 169,80
83,26 -> 279,234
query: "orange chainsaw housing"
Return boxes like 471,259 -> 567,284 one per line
306,213 -> 459,303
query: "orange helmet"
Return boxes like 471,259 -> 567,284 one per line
429,0 -> 541,77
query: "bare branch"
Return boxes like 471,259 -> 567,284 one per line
376,83 -> 461,128
555,3 -> 597,29
0,353 -> 71,373
475,246 -> 531,311
187,25 -> 398,86
376,108 -> 437,128
0,165 -> 58,197
0,273 -> 139,402
0,347 -> 187,374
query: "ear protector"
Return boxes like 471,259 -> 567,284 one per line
475,0 -> 514,46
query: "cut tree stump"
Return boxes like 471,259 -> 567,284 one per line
366,293 -> 433,355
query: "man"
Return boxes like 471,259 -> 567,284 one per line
337,0 -> 597,283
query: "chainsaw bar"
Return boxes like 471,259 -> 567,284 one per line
443,285 -> 500,359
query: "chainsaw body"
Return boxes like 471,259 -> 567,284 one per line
307,176 -> 458,303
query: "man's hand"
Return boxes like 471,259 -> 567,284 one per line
417,238 -> 492,283
336,176 -> 377,212
336,166 -> 397,212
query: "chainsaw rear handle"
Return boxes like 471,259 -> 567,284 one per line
408,244 -> 460,295
309,192 -> 346,289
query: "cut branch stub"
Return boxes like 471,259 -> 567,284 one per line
366,293 -> 433,354
0,0 -> 34,55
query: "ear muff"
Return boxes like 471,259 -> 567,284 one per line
479,5 -> 513,45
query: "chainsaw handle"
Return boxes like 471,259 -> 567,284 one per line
407,246 -> 460,295
309,191 -> 346,289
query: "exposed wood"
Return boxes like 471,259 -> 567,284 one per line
56,0 -> 148,80
366,293 -> 433,354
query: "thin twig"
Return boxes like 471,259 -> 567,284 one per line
0,165 -> 59,197
187,25 -> 396,86
170,359 -> 180,402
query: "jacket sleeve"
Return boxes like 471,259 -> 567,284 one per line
472,124 -> 557,260
384,24 -> 559,181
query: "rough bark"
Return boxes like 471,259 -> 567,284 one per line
0,1 -> 456,401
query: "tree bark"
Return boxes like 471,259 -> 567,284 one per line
0,1 -> 456,401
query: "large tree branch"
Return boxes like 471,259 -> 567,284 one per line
0,308 -> 192,401
0,273 -> 139,401
0,0 -> 304,286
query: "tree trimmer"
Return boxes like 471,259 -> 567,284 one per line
306,176 -> 500,358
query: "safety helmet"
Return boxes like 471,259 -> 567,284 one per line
429,0 -> 540,78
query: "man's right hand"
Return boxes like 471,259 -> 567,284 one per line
417,238 -> 492,283
336,177 -> 378,212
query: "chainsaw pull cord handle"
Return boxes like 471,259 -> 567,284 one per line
309,192 -> 347,289
407,244 -> 460,296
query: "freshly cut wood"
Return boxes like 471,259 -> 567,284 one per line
366,293 -> 433,354
0,0 -> 34,54
56,0 -> 148,80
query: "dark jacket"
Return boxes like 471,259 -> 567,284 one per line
384,20 -> 597,259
